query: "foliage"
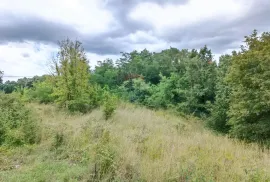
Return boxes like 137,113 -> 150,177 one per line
118,78 -> 151,104
2,31 -> 270,144
207,55 -> 232,133
90,59 -> 119,88
0,80 -> 17,94
102,88 -> 117,120
226,30 -> 270,144
114,47 -> 216,117
0,93 -> 40,146
49,39 -> 94,113
0,75 -> 46,94
24,77 -> 54,103
146,75 -> 171,109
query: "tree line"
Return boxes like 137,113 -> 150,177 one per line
1,30 -> 269,145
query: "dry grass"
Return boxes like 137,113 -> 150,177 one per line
0,103 -> 270,182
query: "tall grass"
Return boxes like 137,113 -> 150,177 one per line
0,103 -> 270,181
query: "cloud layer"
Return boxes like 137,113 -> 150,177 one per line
0,0 -> 269,79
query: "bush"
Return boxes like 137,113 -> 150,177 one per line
66,98 -> 92,114
102,89 -> 117,120
24,79 -> 54,104
118,79 -> 151,105
0,93 -> 40,146
66,84 -> 103,113
90,130 -> 117,181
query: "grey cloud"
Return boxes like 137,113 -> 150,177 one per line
0,11 -> 157,55
156,0 -> 270,53
0,0 -> 270,56
21,52 -> 30,58
104,0 -> 188,37
0,13 -> 127,54
93,0 -> 270,54
0,13 -> 78,44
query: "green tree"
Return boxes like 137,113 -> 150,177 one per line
50,39 -> 92,112
207,54 -> 232,132
227,30 -> 270,144
91,59 -> 118,88
1,80 -> 17,94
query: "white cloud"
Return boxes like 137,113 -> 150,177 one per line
129,0 -> 252,33
0,42 -> 121,81
131,41 -> 170,53
86,53 -> 121,69
119,30 -> 159,44
0,42 -> 57,81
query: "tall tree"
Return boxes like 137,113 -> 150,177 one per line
50,39 -> 91,111
91,59 -> 118,88
227,30 -> 270,143
207,54 -> 232,132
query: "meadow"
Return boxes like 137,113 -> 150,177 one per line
1,103 -> 269,182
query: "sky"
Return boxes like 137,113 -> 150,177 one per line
0,0 -> 270,81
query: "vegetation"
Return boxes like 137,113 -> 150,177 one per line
23,78 -> 54,104
102,88 -> 117,120
0,93 -> 40,146
1,103 -> 270,182
226,31 -> 270,145
1,30 -> 270,181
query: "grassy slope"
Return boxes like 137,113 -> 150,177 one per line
0,103 -> 270,182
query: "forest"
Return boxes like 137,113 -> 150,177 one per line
0,30 -> 270,181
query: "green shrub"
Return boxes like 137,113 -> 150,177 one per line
118,79 -> 151,104
90,130 -> 117,181
65,84 -> 103,113
102,89 -> 117,120
66,98 -> 91,114
0,93 -> 40,146
52,132 -> 65,149
24,80 -> 54,104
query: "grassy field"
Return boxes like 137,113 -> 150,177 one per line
0,103 -> 270,182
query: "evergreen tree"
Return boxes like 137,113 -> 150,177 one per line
208,54 -> 232,132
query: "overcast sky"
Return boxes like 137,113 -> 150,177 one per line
0,0 -> 269,81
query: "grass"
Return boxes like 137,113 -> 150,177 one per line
0,103 -> 270,182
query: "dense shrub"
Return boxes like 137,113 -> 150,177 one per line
65,84 -> 103,113
24,80 -> 54,103
119,79 -> 151,104
0,93 -> 40,146
102,88 -> 117,120
145,74 -> 172,109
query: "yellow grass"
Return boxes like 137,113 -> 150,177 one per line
0,103 -> 270,182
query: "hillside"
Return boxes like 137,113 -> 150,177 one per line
1,103 -> 270,182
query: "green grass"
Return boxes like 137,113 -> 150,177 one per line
1,103 -> 270,182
